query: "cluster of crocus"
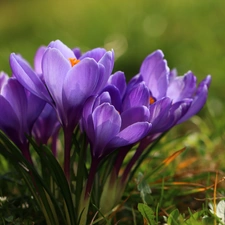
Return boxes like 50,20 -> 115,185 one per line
0,40 -> 211,224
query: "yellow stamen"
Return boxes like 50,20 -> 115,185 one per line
69,58 -> 80,67
149,96 -> 155,105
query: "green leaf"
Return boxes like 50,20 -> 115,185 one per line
0,131 -> 64,225
4,215 -> 14,222
138,203 -> 156,225
167,209 -> 184,225
185,209 -> 204,225
28,138 -> 76,225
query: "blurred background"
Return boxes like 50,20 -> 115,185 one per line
0,0 -> 224,104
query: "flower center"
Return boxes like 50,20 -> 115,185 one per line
149,96 -> 156,105
69,58 -> 80,67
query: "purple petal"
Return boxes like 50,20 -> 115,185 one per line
101,85 -> 122,112
167,71 -> 196,102
10,53 -> 51,102
96,51 -> 115,91
82,92 -> 113,131
1,79 -> 27,125
79,48 -> 107,62
26,91 -> 46,131
98,91 -> 112,105
63,58 -> 100,107
121,106 -> 150,130
34,46 -> 47,74
153,99 -> 192,132
149,97 -> 172,132
140,50 -> 169,99
32,103 -> 60,144
107,122 -> 152,149
0,72 -> 9,90
82,96 -> 96,122
197,75 -> 211,89
0,96 -> 21,143
61,58 -> 105,128
168,68 -> 178,82
48,40 -> 75,59
42,48 -> 71,109
169,99 -> 192,125
0,96 -> 20,128
123,82 -> 149,110
81,96 -> 97,143
177,76 -> 211,124
73,48 -> 82,59
107,71 -> 127,98
98,50 -> 114,74
127,74 -> 144,91
91,103 -> 121,158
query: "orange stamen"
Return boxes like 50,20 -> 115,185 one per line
149,96 -> 155,105
69,58 -> 80,67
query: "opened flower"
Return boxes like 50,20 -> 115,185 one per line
10,40 -> 114,179
10,40 -> 114,131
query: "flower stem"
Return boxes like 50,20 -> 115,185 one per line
51,130 -> 59,157
113,145 -> 132,175
19,141 -> 39,192
121,134 -> 162,183
121,141 -> 148,183
85,158 -> 99,199
63,127 -> 73,182
20,141 -> 33,165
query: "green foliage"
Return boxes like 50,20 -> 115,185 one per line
137,203 -> 219,225
0,131 -> 63,225
138,203 -> 156,225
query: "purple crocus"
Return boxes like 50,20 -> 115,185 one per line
10,40 -> 114,130
121,50 -> 211,182
83,98 -> 151,159
128,50 -> 211,139
10,40 -> 114,179
0,72 -> 45,163
82,73 -> 152,196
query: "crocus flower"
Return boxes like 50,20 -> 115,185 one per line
83,99 -> 151,159
82,71 -> 152,158
129,50 -> 211,139
121,50 -> 211,182
82,75 -> 152,196
0,72 -> 45,163
10,40 -> 114,179
10,40 -> 114,131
